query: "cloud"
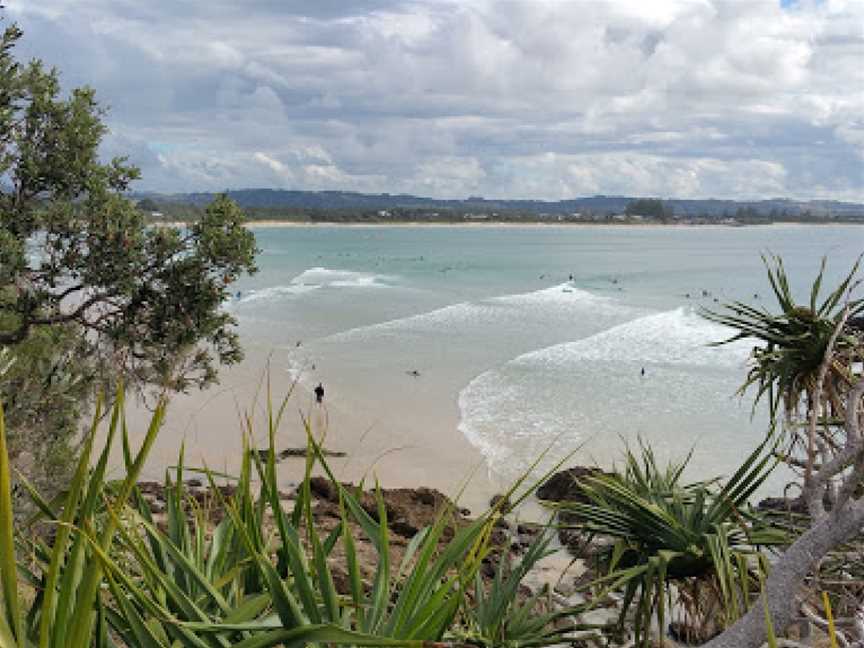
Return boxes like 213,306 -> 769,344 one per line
4,0 -> 863,199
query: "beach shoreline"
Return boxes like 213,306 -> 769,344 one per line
119,349 -> 502,517
147,219 -> 853,230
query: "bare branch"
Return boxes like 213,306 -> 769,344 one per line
812,379 -> 864,493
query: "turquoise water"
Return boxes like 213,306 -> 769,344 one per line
226,224 -> 863,493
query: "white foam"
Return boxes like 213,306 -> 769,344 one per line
238,284 -> 320,304
515,307 -> 752,370
234,266 -> 394,306
328,282 -> 626,342
456,307 -> 756,476
291,266 -> 394,288
496,282 -> 606,306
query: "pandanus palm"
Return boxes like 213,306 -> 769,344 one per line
549,440 -> 785,647
702,254 -> 863,424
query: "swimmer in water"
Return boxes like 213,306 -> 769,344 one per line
314,383 -> 324,403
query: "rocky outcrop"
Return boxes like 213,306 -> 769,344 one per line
536,466 -> 611,557
305,477 -> 467,540
536,466 -> 604,503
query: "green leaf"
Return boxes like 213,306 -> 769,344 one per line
0,402 -> 22,644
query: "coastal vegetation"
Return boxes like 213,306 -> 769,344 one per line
137,190 -> 864,226
550,439 -> 785,646
0,391 -> 596,648
0,22 -> 258,499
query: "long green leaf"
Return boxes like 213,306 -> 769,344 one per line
0,402 -> 21,645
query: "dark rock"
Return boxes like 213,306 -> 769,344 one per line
185,479 -> 203,488
481,558 -> 496,579
556,510 -> 616,558
489,494 -> 511,512
305,480 -> 466,541
459,507 -> 471,516
279,448 -> 307,458
489,527 -> 509,548
517,523 -> 540,536
536,466 -> 603,502
218,484 -> 237,499
308,476 -> 340,502
846,316 -> 864,333
313,501 -> 341,519
279,447 -> 346,459
757,496 -> 808,516
329,565 -> 352,595
138,481 -> 163,497
255,449 -> 277,463
390,520 -> 419,538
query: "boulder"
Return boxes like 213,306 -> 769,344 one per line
536,466 -> 603,502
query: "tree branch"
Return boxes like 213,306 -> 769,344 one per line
703,498 -> 864,648
805,306 -> 852,518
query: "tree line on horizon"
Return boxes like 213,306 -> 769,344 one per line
136,191 -> 864,224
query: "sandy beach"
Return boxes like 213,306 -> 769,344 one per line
119,346 -> 500,516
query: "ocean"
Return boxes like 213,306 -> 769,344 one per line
223,224 -> 863,499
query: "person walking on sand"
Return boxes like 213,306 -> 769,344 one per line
311,382 -> 329,446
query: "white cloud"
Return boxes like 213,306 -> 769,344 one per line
5,0 -> 863,199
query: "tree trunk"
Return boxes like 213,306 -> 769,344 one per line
702,499 -> 864,648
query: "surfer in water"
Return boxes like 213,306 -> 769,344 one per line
314,383 -> 324,404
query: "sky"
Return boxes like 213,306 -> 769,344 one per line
4,0 -> 864,201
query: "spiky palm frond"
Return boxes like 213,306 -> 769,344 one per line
555,439 -> 785,647
702,254 -> 863,419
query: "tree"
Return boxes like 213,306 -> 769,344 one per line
703,257 -> 864,647
624,198 -> 672,221
0,22 -> 257,477
135,197 -> 161,213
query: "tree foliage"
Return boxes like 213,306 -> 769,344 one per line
0,22 -> 257,466
624,198 -> 673,220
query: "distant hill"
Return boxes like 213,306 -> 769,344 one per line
134,188 -> 864,223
